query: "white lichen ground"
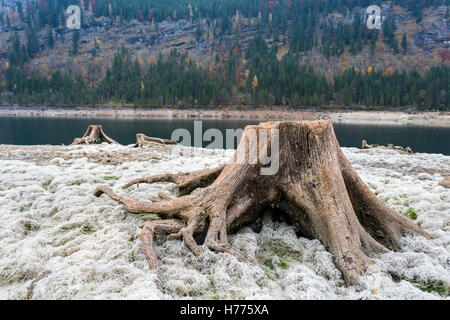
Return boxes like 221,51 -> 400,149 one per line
0,144 -> 448,300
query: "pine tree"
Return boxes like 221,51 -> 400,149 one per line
48,28 -> 54,49
72,30 -> 80,56
16,1 -> 25,21
401,33 -> 407,55
27,26 -> 39,58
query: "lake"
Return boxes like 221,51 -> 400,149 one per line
0,117 -> 449,155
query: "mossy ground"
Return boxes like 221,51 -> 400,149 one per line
407,276 -> 449,297
258,242 -> 301,280
403,207 -> 418,220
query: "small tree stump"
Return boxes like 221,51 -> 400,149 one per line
71,125 -> 119,145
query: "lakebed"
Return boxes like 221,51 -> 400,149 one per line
0,143 -> 448,299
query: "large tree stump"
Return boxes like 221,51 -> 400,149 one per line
94,121 -> 426,286
71,125 -> 119,145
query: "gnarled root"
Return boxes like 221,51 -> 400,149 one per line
94,121 -> 426,287
141,219 -> 185,269
121,165 -> 225,196
134,134 -> 178,148
71,125 -> 119,145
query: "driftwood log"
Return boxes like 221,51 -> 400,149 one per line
134,133 -> 178,148
71,125 -> 119,145
94,121 -> 425,286
362,140 -> 413,154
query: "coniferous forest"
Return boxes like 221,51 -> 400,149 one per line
1,0 -> 449,110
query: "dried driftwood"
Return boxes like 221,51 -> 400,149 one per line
134,134 -> 178,148
362,140 -> 413,154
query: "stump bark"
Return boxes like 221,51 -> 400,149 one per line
94,121 -> 425,286
71,125 -> 119,145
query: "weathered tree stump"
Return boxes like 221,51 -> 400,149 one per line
94,121 -> 425,286
134,133 -> 178,148
71,125 -> 119,145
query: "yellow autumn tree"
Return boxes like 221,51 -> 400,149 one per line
151,18 -> 155,31
188,4 -> 193,20
138,52 -> 144,69
252,75 -> 258,90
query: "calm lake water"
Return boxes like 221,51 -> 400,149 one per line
0,117 -> 449,155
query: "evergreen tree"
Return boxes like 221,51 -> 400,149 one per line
71,30 -> 80,56
16,1 -> 25,22
401,33 -> 408,55
48,28 -> 54,49
27,26 -> 39,58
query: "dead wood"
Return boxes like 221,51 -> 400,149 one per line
71,125 -> 119,145
94,121 -> 426,286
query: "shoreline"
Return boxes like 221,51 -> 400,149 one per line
0,107 -> 449,127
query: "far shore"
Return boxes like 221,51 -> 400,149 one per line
0,106 -> 449,127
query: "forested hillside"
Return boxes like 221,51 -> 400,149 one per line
0,0 -> 449,109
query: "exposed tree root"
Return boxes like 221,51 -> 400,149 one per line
121,165 -> 225,196
71,125 -> 119,145
94,121 -> 426,287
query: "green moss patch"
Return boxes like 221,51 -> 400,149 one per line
259,242 -> 301,280
403,207 -> 418,220
407,276 -> 449,297
69,179 -> 87,186
103,176 -> 119,181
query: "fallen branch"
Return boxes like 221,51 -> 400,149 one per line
134,134 -> 178,148
362,140 -> 413,153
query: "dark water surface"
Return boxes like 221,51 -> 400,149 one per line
0,117 -> 448,155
